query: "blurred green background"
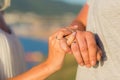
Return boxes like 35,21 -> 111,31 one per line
4,0 -> 86,80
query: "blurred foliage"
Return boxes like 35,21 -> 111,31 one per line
7,0 -> 82,16
46,54 -> 78,80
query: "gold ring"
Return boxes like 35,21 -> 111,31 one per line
56,36 -> 61,40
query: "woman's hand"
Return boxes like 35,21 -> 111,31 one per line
47,28 -> 76,71
9,28 -> 76,80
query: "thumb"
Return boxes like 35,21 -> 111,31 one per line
66,32 -> 76,46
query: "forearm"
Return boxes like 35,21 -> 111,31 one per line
70,3 -> 89,31
9,60 -> 58,80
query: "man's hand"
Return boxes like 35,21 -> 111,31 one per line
71,31 -> 102,68
65,25 -> 102,68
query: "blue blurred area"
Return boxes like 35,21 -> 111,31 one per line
60,0 -> 86,5
19,37 -> 48,55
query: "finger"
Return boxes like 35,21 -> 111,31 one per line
76,32 -> 91,68
56,28 -> 72,40
65,32 -> 76,46
59,38 -> 71,53
97,46 -> 102,61
71,40 -> 84,66
97,53 -> 101,61
60,32 -> 76,54
85,32 -> 97,66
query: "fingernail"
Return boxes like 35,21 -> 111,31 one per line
86,64 -> 91,68
80,63 -> 84,66
91,61 -> 96,66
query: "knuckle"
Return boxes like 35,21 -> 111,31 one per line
90,44 -> 97,50
77,30 -> 83,34
90,55 -> 96,59
82,53 -> 88,58
76,31 -> 85,39
80,46 -> 87,52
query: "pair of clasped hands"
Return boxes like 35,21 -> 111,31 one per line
47,25 -> 102,71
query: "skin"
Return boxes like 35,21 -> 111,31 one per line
71,31 -> 102,67
0,2 -> 102,80
0,11 -> 76,79
8,28 -> 76,80
69,3 -> 102,68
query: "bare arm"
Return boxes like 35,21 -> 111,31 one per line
9,28 -> 76,80
9,60 -> 59,80
69,3 -> 102,68
70,3 -> 89,31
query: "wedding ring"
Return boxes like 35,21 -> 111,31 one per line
72,40 -> 77,43
56,36 -> 61,40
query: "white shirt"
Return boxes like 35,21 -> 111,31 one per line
76,0 -> 120,80
0,29 -> 26,80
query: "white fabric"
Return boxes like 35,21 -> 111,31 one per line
0,29 -> 26,80
76,0 -> 120,80
86,0 -> 91,5
86,0 -> 94,5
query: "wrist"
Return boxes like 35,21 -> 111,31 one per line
46,59 -> 62,72
70,20 -> 86,31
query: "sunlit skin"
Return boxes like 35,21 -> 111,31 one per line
10,3 -> 101,79
9,28 -> 76,80
0,2 -> 102,80
68,4 -> 102,68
